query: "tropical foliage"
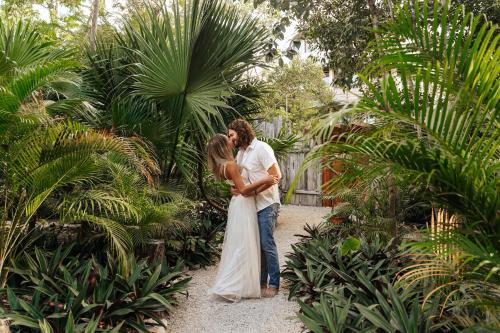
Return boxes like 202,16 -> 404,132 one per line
1,0 -> 499,331
0,0 -> 273,329
165,201 -> 227,268
289,0 -> 500,330
282,224 -> 403,305
1,246 -> 190,332
311,0 -> 499,232
0,18 -> 159,285
283,223 -> 447,332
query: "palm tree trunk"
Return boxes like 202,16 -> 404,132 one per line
164,128 -> 180,182
47,0 -> 58,28
0,258 -> 5,289
367,0 -> 398,231
89,0 -> 100,52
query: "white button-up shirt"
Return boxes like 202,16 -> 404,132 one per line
236,138 -> 281,211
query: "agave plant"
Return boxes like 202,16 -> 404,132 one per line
0,19 -> 159,286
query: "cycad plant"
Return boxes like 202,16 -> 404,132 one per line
298,0 -> 499,328
0,19 -> 158,286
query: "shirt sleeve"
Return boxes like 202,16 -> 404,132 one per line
257,142 -> 278,171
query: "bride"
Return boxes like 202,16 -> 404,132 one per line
206,134 -> 278,302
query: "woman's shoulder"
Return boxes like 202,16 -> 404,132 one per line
222,160 -> 237,180
224,160 -> 238,169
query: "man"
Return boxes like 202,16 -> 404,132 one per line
227,119 -> 282,298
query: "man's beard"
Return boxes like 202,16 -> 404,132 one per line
233,139 -> 240,149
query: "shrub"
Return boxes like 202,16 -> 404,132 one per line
165,201 -> 227,268
282,224 -> 403,305
282,223 -> 449,332
298,281 -> 444,333
1,246 -> 190,332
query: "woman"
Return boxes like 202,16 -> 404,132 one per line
207,134 -> 278,302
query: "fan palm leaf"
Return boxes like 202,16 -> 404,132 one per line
118,0 -> 268,180
0,19 -> 66,78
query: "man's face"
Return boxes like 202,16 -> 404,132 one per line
226,135 -> 234,150
228,129 -> 239,149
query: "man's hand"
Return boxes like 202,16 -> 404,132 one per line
230,186 -> 241,196
267,163 -> 282,180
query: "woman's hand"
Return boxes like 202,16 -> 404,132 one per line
265,175 -> 279,185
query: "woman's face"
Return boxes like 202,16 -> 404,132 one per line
226,135 -> 235,150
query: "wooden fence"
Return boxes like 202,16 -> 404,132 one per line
256,118 -> 323,206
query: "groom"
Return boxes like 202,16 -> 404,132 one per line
227,119 -> 281,298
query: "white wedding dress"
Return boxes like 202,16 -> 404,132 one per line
208,166 -> 261,302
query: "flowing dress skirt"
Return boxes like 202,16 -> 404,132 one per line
208,195 -> 261,302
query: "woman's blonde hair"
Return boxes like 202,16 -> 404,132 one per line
207,134 -> 233,180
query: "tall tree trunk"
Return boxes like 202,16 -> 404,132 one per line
387,0 -> 394,19
367,0 -> 379,39
89,0 -> 100,52
48,0 -> 58,28
368,0 -> 398,233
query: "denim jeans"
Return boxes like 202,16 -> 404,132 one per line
257,203 -> 280,289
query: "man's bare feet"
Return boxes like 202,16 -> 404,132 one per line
263,287 -> 278,298
260,285 -> 267,297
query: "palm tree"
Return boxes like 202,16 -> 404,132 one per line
118,0 -> 269,182
0,19 -> 159,286
81,1 -> 270,211
297,0 -> 499,327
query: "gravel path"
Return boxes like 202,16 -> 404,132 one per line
164,205 -> 330,333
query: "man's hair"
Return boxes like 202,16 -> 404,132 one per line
228,119 -> 255,147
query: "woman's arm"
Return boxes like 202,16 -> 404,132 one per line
248,163 -> 281,196
229,174 -> 278,197
225,161 -> 277,196
254,182 -> 275,195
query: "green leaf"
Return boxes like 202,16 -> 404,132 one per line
65,311 -> 75,333
355,304 -> 394,332
341,237 -> 361,256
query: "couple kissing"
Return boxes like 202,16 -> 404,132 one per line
207,119 -> 281,302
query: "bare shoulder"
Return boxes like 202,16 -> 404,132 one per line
225,160 -> 238,173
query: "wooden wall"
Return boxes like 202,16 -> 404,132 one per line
255,117 -> 322,206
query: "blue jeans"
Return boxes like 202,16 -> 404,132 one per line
257,203 -> 280,289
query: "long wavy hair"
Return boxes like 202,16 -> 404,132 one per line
228,119 -> 255,148
207,134 -> 234,180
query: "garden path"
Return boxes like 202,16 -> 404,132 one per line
162,204 -> 330,333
